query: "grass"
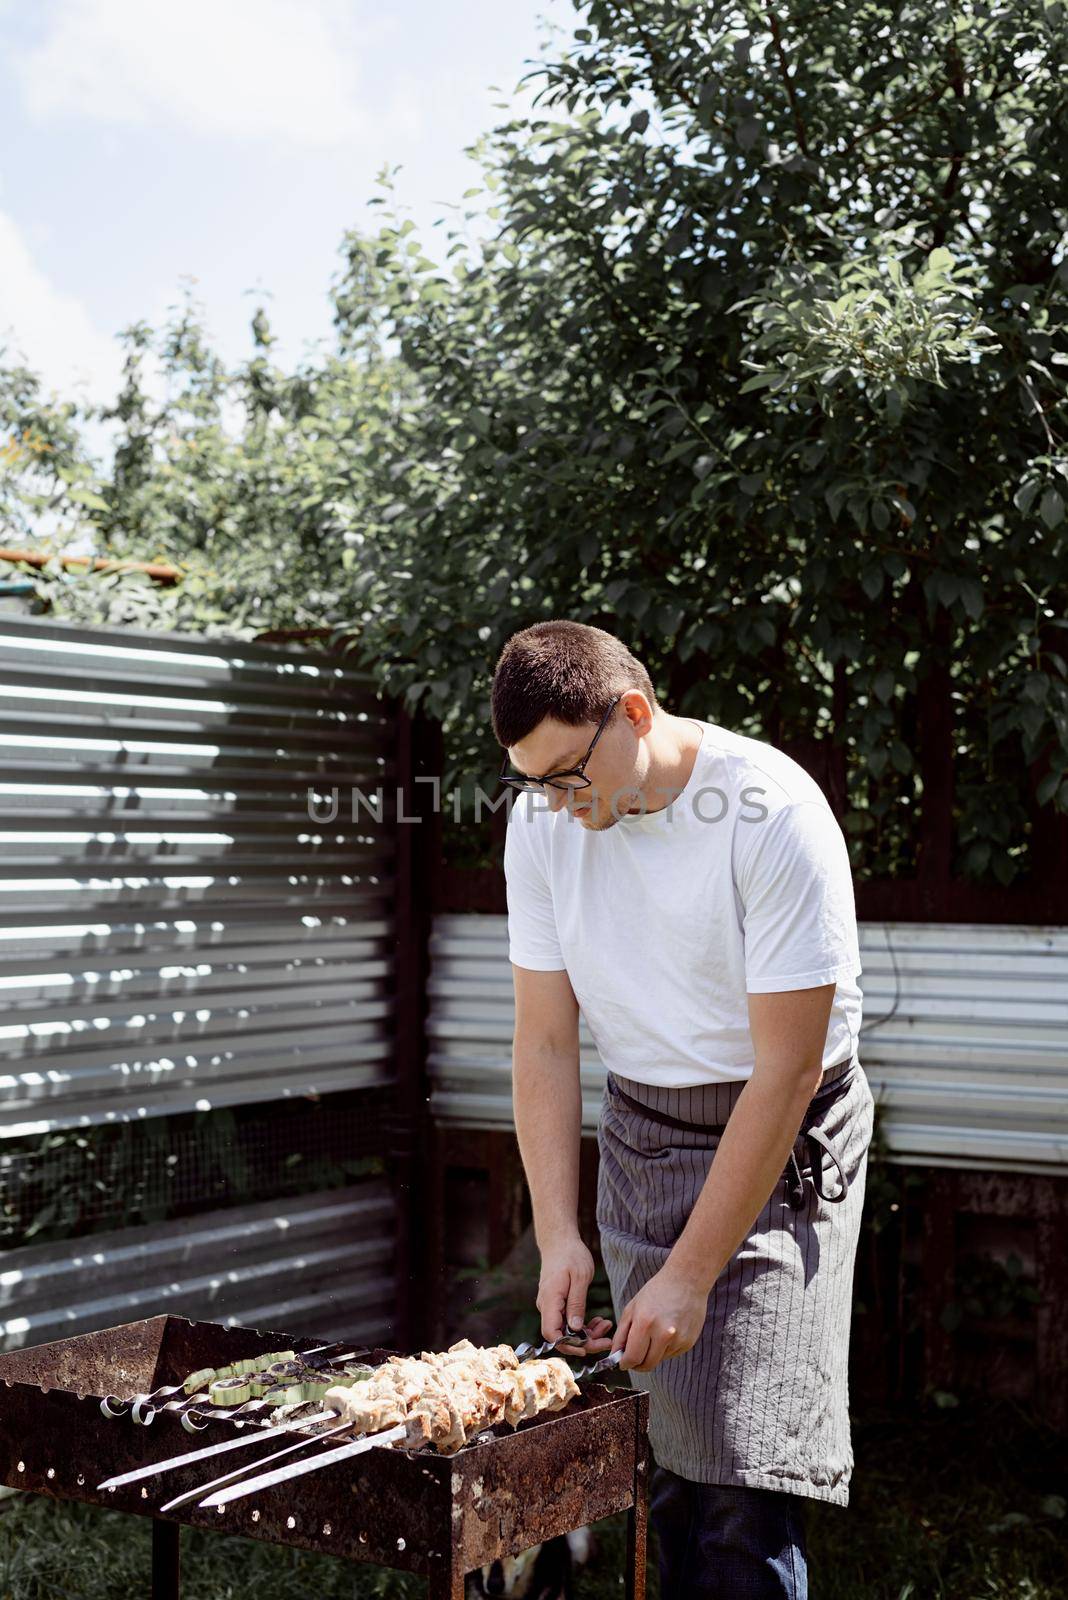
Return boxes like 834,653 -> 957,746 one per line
0,1399 -> 1064,1599
806,1398 -> 1067,1600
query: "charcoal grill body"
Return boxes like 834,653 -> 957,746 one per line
0,1315 -> 650,1599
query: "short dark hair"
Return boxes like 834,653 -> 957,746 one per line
490,620 -> 659,749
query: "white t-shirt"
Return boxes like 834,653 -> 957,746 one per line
503,718 -> 863,1087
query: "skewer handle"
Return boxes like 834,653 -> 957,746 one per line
574,1349 -> 624,1381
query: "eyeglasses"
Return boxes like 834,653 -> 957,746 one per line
498,694 -> 624,793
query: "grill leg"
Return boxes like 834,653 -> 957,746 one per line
626,1394 -> 650,1600
151,1518 -> 180,1600
625,1500 -> 647,1600
426,1559 -> 466,1599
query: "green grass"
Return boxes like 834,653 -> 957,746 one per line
806,1399 -> 1067,1600
1,1399 -> 1064,1599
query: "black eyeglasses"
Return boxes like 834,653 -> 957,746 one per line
498,694 -> 624,793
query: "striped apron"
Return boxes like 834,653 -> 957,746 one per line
595,1056 -> 875,1508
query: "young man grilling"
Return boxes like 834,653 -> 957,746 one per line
492,620 -> 873,1600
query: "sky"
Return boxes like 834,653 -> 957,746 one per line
0,0 -> 572,415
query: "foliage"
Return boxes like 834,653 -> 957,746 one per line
734,244 -> 999,405
1,280 -> 413,642
0,1106 -> 384,1251
0,351 -> 109,547
326,0 -> 1068,886
940,1248 -> 1044,1332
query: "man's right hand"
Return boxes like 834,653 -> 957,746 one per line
536,1236 -> 614,1354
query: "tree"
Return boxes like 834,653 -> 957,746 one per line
3,282 -> 414,640
332,0 -> 1068,888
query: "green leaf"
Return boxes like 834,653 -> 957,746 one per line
739,372 -> 782,393
992,854 -> 1016,886
578,532 -> 599,567
959,578 -> 984,621
1036,768 -> 1061,806
926,247 -> 955,276
735,116 -> 763,151
68,486 -> 110,511
936,572 -> 959,607
1040,489 -> 1064,529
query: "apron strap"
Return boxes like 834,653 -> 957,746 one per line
802,1126 -> 850,1204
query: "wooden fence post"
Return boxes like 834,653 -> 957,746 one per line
391,703 -> 443,1352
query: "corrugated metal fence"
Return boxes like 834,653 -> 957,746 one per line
426,913 -> 1068,1175
0,1185 -> 396,1349
0,616 -> 399,1347
0,616 -> 396,1131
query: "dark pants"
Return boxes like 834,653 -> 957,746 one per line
650,1463 -> 808,1599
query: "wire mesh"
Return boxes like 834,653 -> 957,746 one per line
0,1088 -> 395,1251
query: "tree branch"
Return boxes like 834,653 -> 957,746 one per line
763,2 -> 810,156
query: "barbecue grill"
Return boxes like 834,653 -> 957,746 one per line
0,1314 -> 650,1599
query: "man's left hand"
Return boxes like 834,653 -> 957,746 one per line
611,1264 -> 709,1373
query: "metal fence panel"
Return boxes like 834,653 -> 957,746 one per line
0,617 -> 397,1136
0,1181 -> 396,1350
426,914 -> 1068,1174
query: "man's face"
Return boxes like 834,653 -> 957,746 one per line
506,702 -> 649,830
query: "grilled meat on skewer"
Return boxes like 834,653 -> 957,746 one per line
323,1348 -> 580,1453
197,1353 -> 589,1509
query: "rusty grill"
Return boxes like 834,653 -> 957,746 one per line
0,1315 -> 650,1599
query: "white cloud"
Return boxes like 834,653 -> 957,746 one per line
15,0 -> 370,147
0,206 -> 121,405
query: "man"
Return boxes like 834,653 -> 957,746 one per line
493,620 -> 874,1600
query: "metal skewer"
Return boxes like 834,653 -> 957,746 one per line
96,1410 -> 342,1491
158,1420 -> 356,1514
199,1424 -> 408,1510
574,1348 -> 624,1379
514,1325 -> 600,1360
100,1347 -> 368,1430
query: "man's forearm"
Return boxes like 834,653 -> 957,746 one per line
512,1046 -> 583,1248
665,1065 -> 822,1294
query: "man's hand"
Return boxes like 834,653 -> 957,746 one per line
536,1237 -> 614,1353
611,1263 -> 709,1373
